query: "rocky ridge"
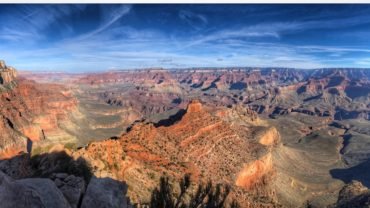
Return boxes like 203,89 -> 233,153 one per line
72,100 -> 281,207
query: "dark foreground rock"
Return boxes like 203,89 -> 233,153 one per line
0,171 -> 71,208
0,170 -> 131,208
331,180 -> 370,208
81,176 -> 130,208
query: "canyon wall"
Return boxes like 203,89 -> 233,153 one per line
0,61 -> 78,159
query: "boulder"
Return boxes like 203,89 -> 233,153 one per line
51,173 -> 86,208
81,176 -> 130,208
0,170 -> 71,208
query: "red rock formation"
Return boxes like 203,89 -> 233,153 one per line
0,62 -> 78,159
258,127 -> 280,146
235,153 -> 273,189
186,99 -> 203,112
74,101 -> 280,206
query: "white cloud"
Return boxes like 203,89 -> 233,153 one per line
179,10 -> 208,30
78,5 -> 132,40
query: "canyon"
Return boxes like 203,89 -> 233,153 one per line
1,60 -> 370,207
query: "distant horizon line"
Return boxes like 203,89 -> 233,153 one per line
17,66 -> 370,74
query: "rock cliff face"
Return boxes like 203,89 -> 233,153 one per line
0,61 -> 78,159
73,101 -> 280,207
0,60 -> 17,88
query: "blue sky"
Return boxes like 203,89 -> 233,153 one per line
1,4 -> 370,72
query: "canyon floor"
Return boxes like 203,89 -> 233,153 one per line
1,62 -> 370,207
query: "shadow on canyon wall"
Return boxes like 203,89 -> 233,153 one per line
125,108 -> 186,133
330,158 -> 370,188
0,150 -> 92,181
154,109 -> 186,127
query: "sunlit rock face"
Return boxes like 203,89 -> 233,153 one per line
0,61 -> 78,159
73,100 -> 280,206
0,60 -> 17,87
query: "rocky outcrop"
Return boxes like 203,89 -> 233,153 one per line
0,145 -> 132,208
331,180 -> 370,208
51,173 -> 85,208
258,127 -> 280,146
81,177 -> 130,208
0,60 -> 17,87
0,168 -> 130,208
0,170 -> 71,208
186,99 -> 203,112
235,153 -> 273,189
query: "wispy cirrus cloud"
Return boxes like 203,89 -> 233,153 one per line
77,5 -> 132,40
180,23 -> 286,49
1,4 -> 370,71
0,5 -> 86,43
0,27 -> 41,42
179,10 -> 208,30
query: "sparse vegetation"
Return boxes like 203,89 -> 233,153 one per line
30,151 -> 93,182
64,142 -> 78,151
148,172 -> 156,179
149,174 -> 240,208
31,144 -> 53,156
